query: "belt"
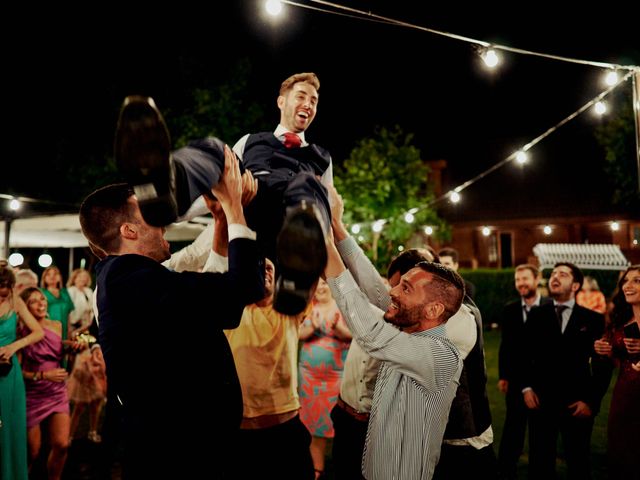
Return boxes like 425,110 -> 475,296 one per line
240,410 -> 298,430
336,396 -> 370,422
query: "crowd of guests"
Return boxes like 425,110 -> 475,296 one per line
0,263 -> 105,480
2,70 -> 637,480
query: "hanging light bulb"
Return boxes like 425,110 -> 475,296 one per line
516,151 -> 528,165
543,225 -> 552,235
482,49 -> 500,68
604,70 -> 619,86
610,221 -> 620,231
265,0 -> 283,16
38,253 -> 53,268
424,226 -> 433,235
8,253 -> 24,267
351,224 -> 361,234
404,212 -> 415,223
594,101 -> 607,115
450,192 -> 461,203
481,226 -> 491,236
9,198 -> 21,211
372,220 -> 385,233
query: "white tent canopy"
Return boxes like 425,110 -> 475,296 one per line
1,214 -> 210,250
533,243 -> 630,271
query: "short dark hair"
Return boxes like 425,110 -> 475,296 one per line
415,261 -> 465,321
438,247 -> 459,263
553,262 -> 584,291
388,247 -> 439,279
79,183 -> 135,255
515,263 -> 539,278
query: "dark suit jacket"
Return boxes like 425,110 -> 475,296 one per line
521,302 -> 610,412
95,237 -> 264,477
498,297 -> 552,389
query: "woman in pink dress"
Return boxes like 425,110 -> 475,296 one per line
298,279 -> 352,478
19,287 -> 79,480
594,265 -> 640,479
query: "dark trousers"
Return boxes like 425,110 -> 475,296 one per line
498,388 -> 529,479
528,404 -> 595,480
433,443 -> 497,480
229,415 -> 314,480
330,404 -> 369,480
173,138 -> 330,259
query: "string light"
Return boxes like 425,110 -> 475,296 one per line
611,221 -> 620,231
594,101 -> 607,115
424,226 -> 433,235
9,198 -> 20,211
351,223 -> 361,234
481,48 -> 500,68
515,151 -> 528,165
276,1 -> 640,235
8,253 -> 24,267
481,226 -> 491,236
604,70 -> 619,86
265,0 -> 283,16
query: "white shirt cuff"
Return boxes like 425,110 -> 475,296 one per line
228,223 -> 256,241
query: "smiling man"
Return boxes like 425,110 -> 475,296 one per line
116,72 -> 331,316
324,233 -> 465,479
520,262 -> 610,479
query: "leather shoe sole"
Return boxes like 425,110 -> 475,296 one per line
115,95 -> 177,226
273,202 -> 327,315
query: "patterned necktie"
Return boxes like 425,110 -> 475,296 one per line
283,132 -> 302,149
555,305 -> 568,331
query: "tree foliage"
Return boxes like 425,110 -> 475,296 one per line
594,89 -> 640,211
334,126 -> 447,270
168,59 -> 269,147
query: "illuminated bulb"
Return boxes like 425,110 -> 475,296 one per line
543,225 -> 552,235
604,70 -> 619,86
372,220 -> 384,233
8,253 -> 24,267
633,239 -> 638,246
9,199 -> 20,211
351,224 -> 361,234
398,245 -> 404,252
404,212 -> 415,223
265,0 -> 283,15
424,226 -> 433,235
481,227 -> 491,237
482,49 -> 499,68
358,235 -> 365,242
516,151 -> 528,165
594,101 -> 607,115
611,221 -> 620,231
38,253 -> 53,268
450,192 -> 461,203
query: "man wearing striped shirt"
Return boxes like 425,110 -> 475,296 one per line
325,230 -> 465,479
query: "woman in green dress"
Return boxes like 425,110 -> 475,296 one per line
0,262 -> 44,480
40,266 -> 74,341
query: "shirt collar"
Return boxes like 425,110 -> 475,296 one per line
275,124 -> 307,147
521,294 -> 542,310
553,298 -> 576,310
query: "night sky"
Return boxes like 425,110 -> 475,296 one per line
3,1 -> 639,221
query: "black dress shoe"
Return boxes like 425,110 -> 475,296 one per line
114,95 -> 177,227
273,202 -> 328,315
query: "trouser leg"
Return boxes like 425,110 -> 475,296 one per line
172,137 -> 238,216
